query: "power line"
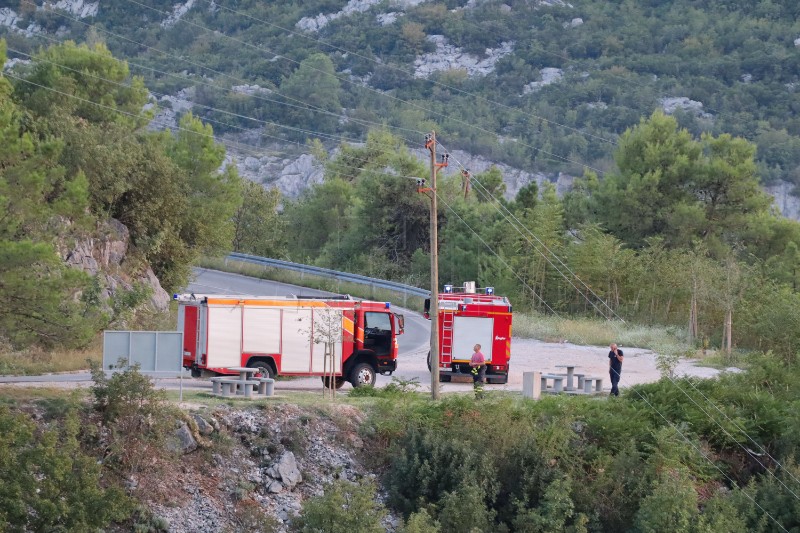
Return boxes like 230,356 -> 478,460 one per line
193,0 -> 619,147
618,373 -> 790,532
3,69 -> 426,189
20,0 -> 429,140
6,61 -> 796,526
438,139 -> 621,320
115,0 -> 608,175
435,192 -> 558,316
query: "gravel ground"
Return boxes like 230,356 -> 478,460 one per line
0,339 -> 738,395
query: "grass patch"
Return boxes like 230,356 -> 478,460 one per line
0,343 -> 101,376
0,305 -> 176,377
513,311 -> 691,352
690,349 -> 749,370
198,257 -> 426,312
0,386 -> 88,405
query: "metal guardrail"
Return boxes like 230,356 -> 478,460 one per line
226,252 -> 430,300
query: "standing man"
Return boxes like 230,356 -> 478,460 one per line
470,344 -> 486,399
608,343 -> 624,397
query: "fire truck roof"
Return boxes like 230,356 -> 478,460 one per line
437,293 -> 510,305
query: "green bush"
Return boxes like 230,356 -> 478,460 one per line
366,363 -> 800,533
293,479 -> 387,533
89,360 -> 180,475
0,405 -> 132,531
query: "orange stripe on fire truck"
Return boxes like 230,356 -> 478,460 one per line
342,316 -> 355,335
206,298 -> 330,307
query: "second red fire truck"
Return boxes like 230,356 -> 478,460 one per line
425,282 -> 513,384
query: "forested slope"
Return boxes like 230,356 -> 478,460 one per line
2,1 -> 800,360
3,0 -> 798,186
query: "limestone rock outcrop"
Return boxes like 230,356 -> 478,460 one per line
58,218 -> 170,311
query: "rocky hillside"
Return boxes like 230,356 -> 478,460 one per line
138,402 -> 387,533
2,0 -> 799,204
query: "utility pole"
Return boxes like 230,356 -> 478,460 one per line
422,132 -> 448,400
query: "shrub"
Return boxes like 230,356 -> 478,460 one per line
0,405 -> 132,531
293,479 -> 387,533
89,360 -> 180,475
401,509 -> 441,533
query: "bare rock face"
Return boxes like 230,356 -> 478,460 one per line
296,0 -> 426,32
58,218 -> 170,311
224,145 -> 324,199
522,67 -> 564,94
266,451 -> 303,490
660,97 -> 713,120
766,181 -> 800,220
170,423 -> 198,454
414,35 -> 514,79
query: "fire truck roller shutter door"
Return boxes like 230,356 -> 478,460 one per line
206,305 -> 243,369
451,316 -> 494,362
242,307 -> 281,354
281,309 -> 314,372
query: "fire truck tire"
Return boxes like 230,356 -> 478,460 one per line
426,351 -> 432,372
349,363 -> 376,387
247,359 -> 275,379
322,376 -> 346,389
487,375 -> 508,385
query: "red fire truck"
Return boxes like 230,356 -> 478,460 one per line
424,282 -> 512,384
175,294 -> 404,388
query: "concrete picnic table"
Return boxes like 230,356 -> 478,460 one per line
227,366 -> 259,381
554,365 -> 577,391
211,367 -> 274,398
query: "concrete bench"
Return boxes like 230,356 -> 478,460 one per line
254,377 -> 275,397
582,377 -> 604,393
541,374 -> 566,393
233,379 -> 262,398
212,377 -> 275,398
210,377 -> 229,395
213,377 -> 258,397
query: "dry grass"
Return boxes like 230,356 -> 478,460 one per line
513,311 -> 691,353
0,386 -> 86,403
0,342 -> 101,376
199,257 -> 426,312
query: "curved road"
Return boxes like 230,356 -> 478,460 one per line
188,268 -> 435,390
1,268 -> 454,392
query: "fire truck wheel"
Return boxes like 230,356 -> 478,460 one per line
247,360 -> 275,379
321,376 -> 346,389
349,363 -> 376,387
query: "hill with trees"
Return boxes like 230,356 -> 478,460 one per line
2,0 -> 798,189
1,1 -> 800,358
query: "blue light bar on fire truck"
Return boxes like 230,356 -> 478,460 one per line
486,287 -> 494,295
444,284 -> 453,293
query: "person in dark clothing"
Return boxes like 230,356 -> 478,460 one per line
608,343 -> 624,396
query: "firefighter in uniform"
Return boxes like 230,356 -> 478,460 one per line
469,344 -> 486,399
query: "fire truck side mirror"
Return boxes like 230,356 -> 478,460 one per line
395,313 -> 405,334
423,298 -> 431,320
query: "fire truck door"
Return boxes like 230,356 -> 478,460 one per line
451,316 -> 494,362
364,312 -> 392,355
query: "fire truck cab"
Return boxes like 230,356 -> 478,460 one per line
424,282 -> 512,384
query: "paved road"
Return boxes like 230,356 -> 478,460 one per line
1,268 -> 461,393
